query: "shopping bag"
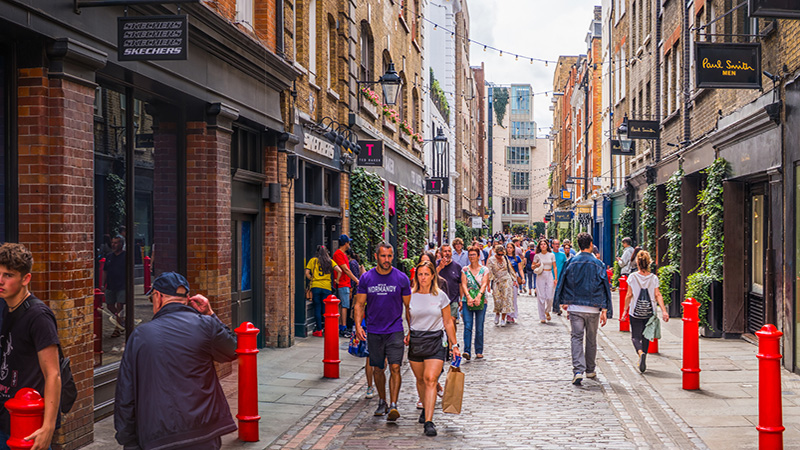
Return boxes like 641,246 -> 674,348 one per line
643,314 -> 662,340
347,329 -> 369,358
442,366 -> 464,414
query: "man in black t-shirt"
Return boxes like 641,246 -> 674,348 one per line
0,243 -> 61,450
436,243 -> 463,333
104,235 -> 126,337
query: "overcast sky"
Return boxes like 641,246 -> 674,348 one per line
468,0 -> 601,133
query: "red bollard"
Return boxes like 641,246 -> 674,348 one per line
618,276 -> 630,332
323,295 -> 341,378
648,338 -> 659,353
4,388 -> 44,450
681,298 -> 701,390
756,324 -> 784,449
235,322 -> 261,442
143,256 -> 152,295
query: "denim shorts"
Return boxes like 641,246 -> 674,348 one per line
337,287 -> 351,309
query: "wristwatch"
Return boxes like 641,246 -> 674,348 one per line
451,343 -> 459,348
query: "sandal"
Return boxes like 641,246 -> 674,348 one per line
476,354 -> 484,359
462,352 -> 471,361
111,329 -> 122,338
437,384 -> 444,398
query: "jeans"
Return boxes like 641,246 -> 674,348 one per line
311,287 -> 331,331
525,271 -> 536,291
629,316 -> 651,354
569,311 -> 600,374
0,430 -> 52,450
462,303 -> 487,355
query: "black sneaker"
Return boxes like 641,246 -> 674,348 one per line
387,403 -> 400,422
418,409 -> 426,424
424,421 -> 437,436
339,329 -> 352,338
572,372 -> 583,385
374,399 -> 388,416
639,352 -> 647,373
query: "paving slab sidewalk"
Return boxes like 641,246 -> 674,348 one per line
600,291 -> 800,450
82,335 -> 363,449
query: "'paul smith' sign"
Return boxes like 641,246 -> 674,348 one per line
118,15 -> 188,61
749,0 -> 800,19
627,120 -> 659,139
695,42 -> 761,89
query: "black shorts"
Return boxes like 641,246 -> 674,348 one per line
367,331 -> 405,369
407,330 -> 448,363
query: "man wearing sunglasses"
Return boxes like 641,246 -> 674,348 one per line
114,272 -> 238,450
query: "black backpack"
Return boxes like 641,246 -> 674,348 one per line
6,297 -> 78,414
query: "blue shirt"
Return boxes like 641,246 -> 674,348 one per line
554,251 -> 567,278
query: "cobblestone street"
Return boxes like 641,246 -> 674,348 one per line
273,291 -> 706,449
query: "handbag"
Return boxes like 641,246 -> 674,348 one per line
534,265 -> 544,275
643,314 -> 662,340
408,330 -> 445,360
305,286 -> 313,300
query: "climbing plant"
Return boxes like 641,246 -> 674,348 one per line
685,158 -> 729,327
657,168 -> 684,302
493,87 -> 509,125
546,220 -> 557,239
455,220 -> 480,241
350,168 -> 386,264
396,187 -> 427,257
640,184 -> 658,255
106,173 -> 126,236
531,222 -> 546,239
617,205 -> 635,253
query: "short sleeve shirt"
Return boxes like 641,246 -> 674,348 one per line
0,294 -> 60,432
435,260 -> 463,303
356,267 -> 411,334
332,249 -> 350,288
306,258 -> 338,291
408,291 -> 450,332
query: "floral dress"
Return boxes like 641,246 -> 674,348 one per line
486,256 -> 515,314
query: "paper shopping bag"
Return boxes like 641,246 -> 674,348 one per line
441,366 -> 464,414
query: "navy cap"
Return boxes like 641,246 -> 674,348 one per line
338,234 -> 351,245
146,272 -> 190,297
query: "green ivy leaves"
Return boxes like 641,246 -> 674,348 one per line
658,168 -> 684,303
641,184 -> 658,255
493,88 -> 509,125
396,186 -> 427,258
350,168 -> 387,264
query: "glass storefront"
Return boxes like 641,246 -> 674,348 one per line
796,165 -> 800,370
93,85 -> 180,367
751,194 -> 765,296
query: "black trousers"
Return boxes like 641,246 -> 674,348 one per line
629,316 -> 651,354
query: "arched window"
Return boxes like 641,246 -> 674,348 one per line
412,88 -> 419,134
309,0 -> 317,83
399,72 -> 407,124
328,15 -> 336,90
360,22 -> 374,82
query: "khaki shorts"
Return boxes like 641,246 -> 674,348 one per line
449,301 -> 460,319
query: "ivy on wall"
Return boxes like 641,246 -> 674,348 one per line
685,158 -> 729,327
456,220 -> 480,242
547,220 -> 557,239
396,186 -> 427,258
640,184 -> 658,255
106,173 -> 126,236
493,87 -> 509,125
617,205 -> 635,253
657,169 -> 683,303
350,168 -> 387,264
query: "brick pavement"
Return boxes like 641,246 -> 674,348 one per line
275,292 -> 706,449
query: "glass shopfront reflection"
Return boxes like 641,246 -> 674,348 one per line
93,85 -> 180,367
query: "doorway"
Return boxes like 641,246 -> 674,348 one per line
232,213 -> 256,328
747,188 -> 767,334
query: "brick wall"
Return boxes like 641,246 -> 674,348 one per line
17,67 -> 95,450
153,123 -> 179,275
185,119 -> 233,374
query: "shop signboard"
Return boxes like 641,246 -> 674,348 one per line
118,15 -> 188,61
425,177 -> 448,194
749,0 -> 800,18
627,120 -> 659,139
554,211 -> 573,222
695,42 -> 761,89
611,139 -> 635,156
561,189 -> 572,200
357,140 -> 383,166
471,216 -> 482,229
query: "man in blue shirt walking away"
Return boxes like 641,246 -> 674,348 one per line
553,233 -> 612,386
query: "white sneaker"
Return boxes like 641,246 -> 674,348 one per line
500,319 -> 506,327
494,314 -> 500,325
365,387 -> 376,399
586,372 -> 597,379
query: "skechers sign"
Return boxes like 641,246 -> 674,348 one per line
357,140 -> 383,166
695,43 -> 761,89
118,16 -> 188,61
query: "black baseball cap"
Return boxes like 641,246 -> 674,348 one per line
146,272 -> 190,297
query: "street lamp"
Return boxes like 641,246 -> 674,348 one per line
617,114 -> 634,154
476,194 -> 483,208
433,127 -> 447,155
379,63 -> 402,105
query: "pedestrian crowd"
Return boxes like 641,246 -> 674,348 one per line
0,229 -> 665,448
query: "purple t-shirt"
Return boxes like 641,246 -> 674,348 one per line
356,267 -> 411,334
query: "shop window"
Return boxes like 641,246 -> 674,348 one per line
232,124 -> 263,173
93,86 -> 181,367
324,170 -> 340,207
304,162 -> 322,205
512,198 -> 528,215
795,165 -> 800,369
0,54 -> 8,242
751,194 -> 765,295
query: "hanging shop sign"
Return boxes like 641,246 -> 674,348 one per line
425,177 -> 448,194
611,139 -> 636,156
627,120 -> 659,139
749,0 -> 800,18
357,140 -> 383,166
560,189 -> 572,200
118,15 -> 188,61
554,211 -> 574,222
471,216 -> 483,229
695,42 -> 761,89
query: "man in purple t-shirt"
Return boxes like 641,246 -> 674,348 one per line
354,242 -> 411,422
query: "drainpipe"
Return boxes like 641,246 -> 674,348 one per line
681,0 -> 691,147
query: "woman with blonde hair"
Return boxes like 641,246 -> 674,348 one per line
621,250 -> 669,373
406,260 -> 460,436
485,244 -> 517,327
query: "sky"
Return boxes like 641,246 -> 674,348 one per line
467,0 -> 601,133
